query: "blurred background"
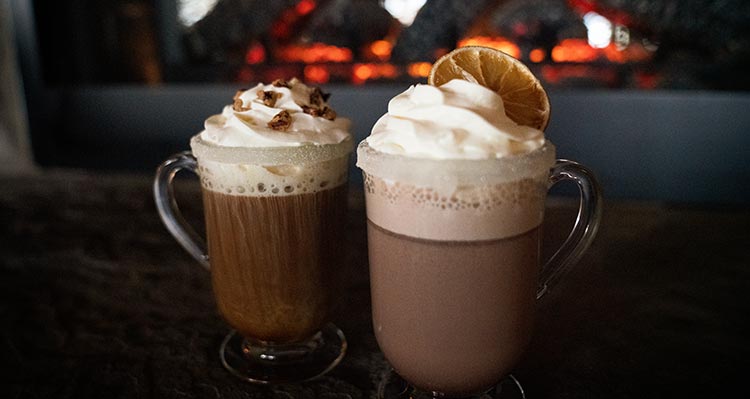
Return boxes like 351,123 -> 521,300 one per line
2,0 -> 749,203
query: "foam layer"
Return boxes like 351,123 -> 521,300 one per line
358,141 -> 555,241
192,134 -> 351,196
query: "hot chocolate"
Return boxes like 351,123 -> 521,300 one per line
357,79 -> 555,396
155,77 -> 353,383
204,180 -> 347,343
360,156 -> 552,395
357,47 -> 602,397
368,222 -> 539,394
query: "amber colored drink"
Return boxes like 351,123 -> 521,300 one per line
202,184 -> 347,343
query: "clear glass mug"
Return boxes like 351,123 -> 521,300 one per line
154,134 -> 353,384
357,141 -> 602,398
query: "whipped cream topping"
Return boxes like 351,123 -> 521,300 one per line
366,79 -> 544,159
200,79 -> 351,147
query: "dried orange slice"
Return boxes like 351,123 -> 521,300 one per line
428,46 -> 550,131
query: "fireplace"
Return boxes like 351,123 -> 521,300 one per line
10,0 -> 750,203
182,0 -> 655,88
28,0 -> 750,91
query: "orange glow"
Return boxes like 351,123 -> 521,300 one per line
304,65 -> 329,84
604,43 -> 651,63
295,0 -> 316,16
271,22 -> 290,38
529,48 -> 545,63
551,39 -> 598,63
277,43 -> 353,63
550,39 -> 652,64
408,62 -> 432,78
541,65 -> 617,85
245,42 -> 266,64
635,72 -> 660,89
369,40 -> 393,61
353,64 -> 376,83
352,63 -> 398,84
380,63 -> 398,78
603,45 -> 626,63
236,67 -> 254,83
458,36 -> 520,59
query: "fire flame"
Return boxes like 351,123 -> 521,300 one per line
551,39 -> 598,63
408,62 -> 432,78
458,36 -> 520,59
276,43 -> 353,63
368,40 -> 393,61
352,63 -> 398,84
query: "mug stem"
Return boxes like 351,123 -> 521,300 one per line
220,324 -> 347,384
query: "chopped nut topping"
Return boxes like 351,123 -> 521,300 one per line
268,110 -> 292,131
302,105 -> 337,121
320,106 -> 336,120
233,98 -> 251,112
272,79 -> 291,88
257,90 -> 282,107
233,89 -> 247,101
309,87 -> 330,107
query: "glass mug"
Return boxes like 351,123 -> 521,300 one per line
154,134 -> 353,384
357,141 -> 602,398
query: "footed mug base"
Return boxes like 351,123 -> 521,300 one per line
220,323 -> 347,384
378,369 -> 526,399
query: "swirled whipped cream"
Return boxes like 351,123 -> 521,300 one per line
366,79 -> 544,159
200,78 -> 351,147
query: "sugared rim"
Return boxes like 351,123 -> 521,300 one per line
190,134 -> 354,165
356,140 -> 556,185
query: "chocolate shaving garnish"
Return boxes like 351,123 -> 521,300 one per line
271,79 -> 290,88
233,98 -> 251,112
268,110 -> 292,131
302,105 -> 337,121
257,90 -> 281,107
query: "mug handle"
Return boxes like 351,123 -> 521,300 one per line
153,151 -> 210,270
536,159 -> 603,299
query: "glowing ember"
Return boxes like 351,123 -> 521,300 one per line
236,67 -> 254,83
369,40 -> 393,61
235,2 -> 655,87
295,0 -> 316,16
458,36 -> 520,59
276,43 -> 353,63
529,48 -> 546,63
352,63 -> 398,84
407,62 -> 431,78
304,64 -> 330,84
541,65 -> 617,85
551,39 -> 598,63
245,42 -> 266,64
635,72 -> 660,89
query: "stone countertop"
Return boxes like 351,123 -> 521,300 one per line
1,170 -> 748,398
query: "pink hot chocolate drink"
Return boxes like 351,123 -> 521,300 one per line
357,80 -> 602,398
